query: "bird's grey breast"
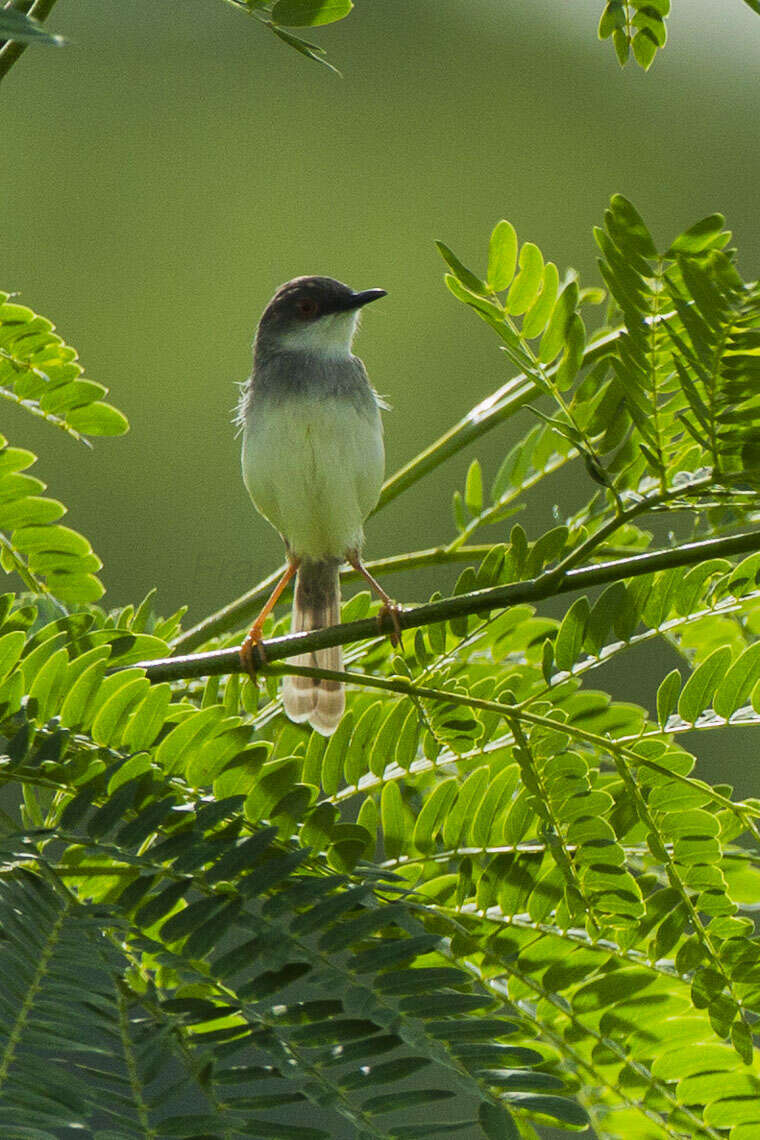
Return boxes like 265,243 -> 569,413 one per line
240,350 -> 378,421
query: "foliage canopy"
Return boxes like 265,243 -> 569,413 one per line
0,196 -> 759,1137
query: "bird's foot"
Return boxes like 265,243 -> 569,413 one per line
377,601 -> 403,648
345,550 -> 403,649
240,624 -> 267,676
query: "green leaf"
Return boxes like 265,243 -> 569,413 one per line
656,669 -> 681,726
713,642 -> 760,719
91,676 -> 150,746
485,1070 -> 564,1091
0,297 -> 128,442
608,194 -> 658,257
632,28 -> 658,69
123,682 -> 172,750
732,1019 -> 754,1065
678,646 -> 733,723
522,262 -> 559,339
395,705 -> 420,770
352,934 -> 441,975
0,629 -> 25,683
464,459 -> 483,516
39,378 -> 107,414
12,523 -> 90,555
272,0 -> 353,27
443,273 -> 505,327
246,757 -> 301,821
0,8 -> 65,45
526,524 -> 568,576
443,767 -> 490,847
389,1122 -> 472,1138
0,445 -> 35,477
342,1056 -> 430,1089
539,281 -> 579,364
368,701 -> 411,778
50,570 -> 104,603
506,243 -> 544,316
436,242 -> 488,295
500,1092 -> 589,1126
0,495 -> 64,529
233,1124 -> 328,1140
487,220 -> 518,292
59,652 -> 109,728
598,1 -> 626,39
321,709 -> 354,794
268,24 -> 339,72
555,311 -> 586,391
413,778 -> 458,854
27,645 -> 68,722
362,1088 -> 455,1113
632,10 -> 667,47
554,596 -> 590,671
667,213 -> 727,255
155,705 -> 224,775
65,402 -> 129,436
478,1102 -> 520,1140
381,780 -> 406,861
470,764 -> 520,847
346,700 -> 384,786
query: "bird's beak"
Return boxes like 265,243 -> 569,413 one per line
345,288 -> 387,310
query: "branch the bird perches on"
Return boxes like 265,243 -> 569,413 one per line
134,528 -> 760,683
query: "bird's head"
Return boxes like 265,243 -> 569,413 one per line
255,276 -> 386,359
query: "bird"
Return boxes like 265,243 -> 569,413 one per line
237,275 -> 398,736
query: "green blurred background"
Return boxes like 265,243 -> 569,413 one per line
3,2 -> 759,1136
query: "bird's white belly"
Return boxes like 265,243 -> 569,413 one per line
242,396 -> 384,560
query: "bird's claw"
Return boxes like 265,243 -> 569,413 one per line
240,626 -> 267,676
377,602 -> 403,648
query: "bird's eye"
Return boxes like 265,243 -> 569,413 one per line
296,297 -> 319,319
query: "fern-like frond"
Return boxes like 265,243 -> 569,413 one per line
0,294 -> 128,442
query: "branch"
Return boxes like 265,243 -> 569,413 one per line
136,526 -> 760,682
173,545 -> 493,654
172,328 -> 622,653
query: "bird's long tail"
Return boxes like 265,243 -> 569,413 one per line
282,559 -> 344,736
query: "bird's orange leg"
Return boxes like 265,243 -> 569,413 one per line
240,557 -> 300,674
346,551 -> 403,647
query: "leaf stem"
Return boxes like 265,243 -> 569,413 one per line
115,983 -> 155,1139
0,892 -> 68,1090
